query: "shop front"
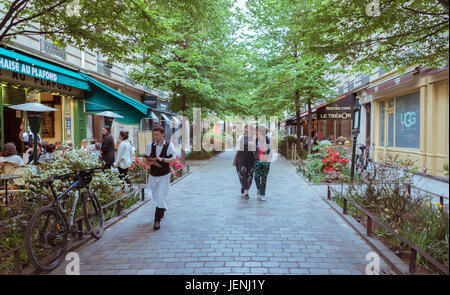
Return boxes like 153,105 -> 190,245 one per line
370,66 -> 449,177
315,93 -> 354,148
284,93 -> 355,151
0,47 -> 89,152
80,73 -> 152,151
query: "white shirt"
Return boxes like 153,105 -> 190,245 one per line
145,139 -> 176,159
114,140 -> 134,169
21,131 -> 41,143
0,155 -> 25,166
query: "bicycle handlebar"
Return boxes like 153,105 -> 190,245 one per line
42,165 -> 106,184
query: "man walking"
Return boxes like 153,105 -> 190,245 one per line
144,126 -> 176,230
254,126 -> 272,201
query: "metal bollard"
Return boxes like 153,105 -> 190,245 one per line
141,187 -> 145,202
409,248 -> 417,274
116,200 -> 122,216
327,186 -> 331,200
14,250 -> 21,274
343,199 -> 347,215
367,216 -> 372,236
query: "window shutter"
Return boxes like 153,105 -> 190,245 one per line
2,86 -> 26,105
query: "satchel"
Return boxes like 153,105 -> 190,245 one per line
232,151 -> 239,166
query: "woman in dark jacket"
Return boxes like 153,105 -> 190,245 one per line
100,126 -> 115,169
235,125 -> 255,199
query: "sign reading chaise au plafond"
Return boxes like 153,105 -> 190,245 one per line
316,94 -> 355,120
0,68 -> 83,97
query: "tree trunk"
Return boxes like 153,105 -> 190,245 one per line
180,94 -> 187,164
295,91 -> 301,157
307,97 -> 313,155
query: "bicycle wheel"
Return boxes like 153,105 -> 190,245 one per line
82,192 -> 104,240
25,206 -> 68,271
365,159 -> 377,181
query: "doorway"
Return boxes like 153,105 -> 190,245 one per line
3,108 -> 23,153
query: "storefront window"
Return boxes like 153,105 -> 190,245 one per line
395,91 -> 420,149
379,101 -> 385,146
388,113 -> 394,147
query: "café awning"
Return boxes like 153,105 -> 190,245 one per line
81,73 -> 151,125
0,47 -> 89,90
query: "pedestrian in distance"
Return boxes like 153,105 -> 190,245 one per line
80,139 -> 89,152
143,126 -> 176,230
39,143 -> 56,164
24,141 -> 42,165
254,126 -> 272,201
234,125 -> 256,199
19,118 -> 41,148
100,126 -> 115,169
114,131 -> 134,184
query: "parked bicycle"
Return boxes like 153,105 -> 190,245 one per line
355,144 -> 377,181
25,166 -> 105,271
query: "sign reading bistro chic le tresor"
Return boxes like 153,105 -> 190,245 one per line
0,57 -> 83,96
316,94 -> 355,120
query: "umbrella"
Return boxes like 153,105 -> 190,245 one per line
94,111 -> 124,118
8,102 -> 57,112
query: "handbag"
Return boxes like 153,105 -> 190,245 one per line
232,151 -> 239,166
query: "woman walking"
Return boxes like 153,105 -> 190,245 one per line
254,126 -> 272,201
235,125 -> 255,199
114,131 -> 134,183
100,126 -> 115,169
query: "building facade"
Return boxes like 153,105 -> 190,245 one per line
0,18 -> 174,153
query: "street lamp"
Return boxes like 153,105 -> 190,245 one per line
9,102 -> 57,165
94,110 -> 124,127
350,95 -> 361,181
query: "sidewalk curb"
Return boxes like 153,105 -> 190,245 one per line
284,157 -> 409,275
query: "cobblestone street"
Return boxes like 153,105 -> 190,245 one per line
49,152 -> 393,275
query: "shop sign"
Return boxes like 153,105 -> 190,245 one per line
0,68 -> 83,96
317,94 -> 354,120
0,56 -> 57,81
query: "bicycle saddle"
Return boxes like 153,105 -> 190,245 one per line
358,145 -> 366,151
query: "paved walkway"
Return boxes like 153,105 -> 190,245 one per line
49,152 -> 393,275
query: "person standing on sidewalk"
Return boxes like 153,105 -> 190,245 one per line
100,126 -> 115,169
254,126 -> 272,201
235,125 -> 256,199
144,126 -> 176,230
114,131 -> 134,183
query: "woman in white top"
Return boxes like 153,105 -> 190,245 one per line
113,131 -> 134,183
1,142 -> 25,167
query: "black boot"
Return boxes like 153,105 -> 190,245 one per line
153,207 -> 166,230
153,207 -> 161,230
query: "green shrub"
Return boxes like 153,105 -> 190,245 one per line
0,148 -> 135,274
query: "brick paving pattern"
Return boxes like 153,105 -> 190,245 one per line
49,152 -> 393,275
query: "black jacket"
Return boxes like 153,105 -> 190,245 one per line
101,134 -> 115,166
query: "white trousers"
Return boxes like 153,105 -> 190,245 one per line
148,174 -> 170,210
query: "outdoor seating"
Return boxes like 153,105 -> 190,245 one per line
0,162 -> 28,205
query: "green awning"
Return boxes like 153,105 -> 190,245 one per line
0,47 -> 89,90
81,73 -> 151,125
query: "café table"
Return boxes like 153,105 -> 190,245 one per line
0,174 -> 22,206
